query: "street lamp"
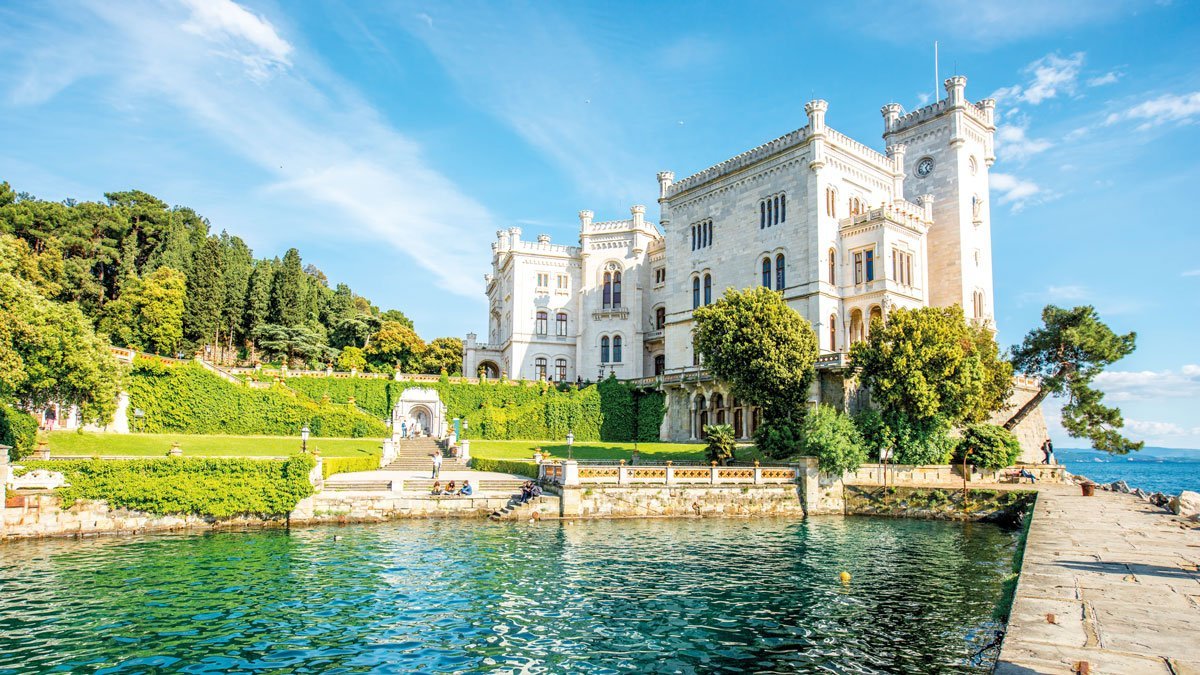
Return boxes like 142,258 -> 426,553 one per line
566,431 -> 574,460
301,425 -> 310,454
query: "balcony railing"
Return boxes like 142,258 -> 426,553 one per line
593,306 -> 629,320
644,329 -> 665,342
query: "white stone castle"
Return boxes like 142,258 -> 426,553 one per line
464,76 -> 1041,445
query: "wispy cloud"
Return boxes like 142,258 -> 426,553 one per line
1124,419 -> 1200,438
990,172 -> 1045,211
1,0 -> 493,298
1095,364 -> 1200,402
993,52 -> 1084,105
1104,91 -> 1200,130
1087,71 -> 1122,87
995,116 -> 1052,162
1183,269 -> 1200,277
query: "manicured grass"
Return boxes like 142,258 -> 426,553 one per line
46,431 -> 382,458
467,439 -> 764,463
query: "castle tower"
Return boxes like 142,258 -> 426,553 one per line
882,76 -> 997,326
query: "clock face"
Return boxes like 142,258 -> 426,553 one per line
916,157 -> 934,178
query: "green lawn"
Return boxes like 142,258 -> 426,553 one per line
46,431 -> 383,458
467,439 -> 763,463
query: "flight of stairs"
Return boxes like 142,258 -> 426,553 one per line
379,438 -> 470,472
405,479 -> 527,495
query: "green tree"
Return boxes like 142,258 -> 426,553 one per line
252,323 -> 331,367
138,266 -> 186,356
364,321 -> 425,373
244,258 -> 276,346
269,248 -> 305,328
1007,305 -> 1142,453
380,308 -> 414,329
952,423 -> 1022,470
422,337 -> 463,375
0,273 -> 120,426
219,232 -> 253,355
693,286 -> 819,458
703,423 -> 737,466
185,235 -> 224,350
798,405 -> 868,474
337,346 -> 367,371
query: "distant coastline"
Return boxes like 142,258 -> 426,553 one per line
1056,446 -> 1200,495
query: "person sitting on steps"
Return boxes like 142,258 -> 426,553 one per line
458,480 -> 473,496
430,481 -> 442,495
443,480 -> 456,495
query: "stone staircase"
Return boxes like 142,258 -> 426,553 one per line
405,479 -> 527,495
323,478 -> 395,492
380,438 -> 469,472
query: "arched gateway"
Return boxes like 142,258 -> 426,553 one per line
391,388 -> 447,441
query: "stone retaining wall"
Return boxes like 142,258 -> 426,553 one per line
289,492 -> 560,523
2,494 -> 286,540
557,484 -> 805,518
843,485 -> 1036,523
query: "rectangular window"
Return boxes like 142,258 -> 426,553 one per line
865,249 -> 875,282
854,252 -> 863,285
557,274 -> 568,289
556,312 -> 567,336
907,255 -> 913,286
536,273 -> 549,288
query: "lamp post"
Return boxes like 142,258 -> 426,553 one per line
301,425 -> 310,454
566,431 -> 574,460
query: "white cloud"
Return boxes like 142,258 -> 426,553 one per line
1125,419 -> 1200,438
990,172 -> 1043,211
1104,91 -> 1200,130
0,0 -> 494,298
1018,284 -> 1090,306
1087,71 -> 1122,87
1183,269 -> 1200,277
993,52 -> 1085,105
179,0 -> 293,79
995,120 -> 1052,162
1094,365 -> 1200,402
915,92 -> 931,106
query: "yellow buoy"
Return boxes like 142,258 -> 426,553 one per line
839,571 -> 851,584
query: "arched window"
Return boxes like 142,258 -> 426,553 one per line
829,314 -> 837,351
773,196 -> 780,225
775,254 -> 786,290
828,248 -> 836,284
849,197 -> 862,216
612,271 -> 622,307
655,306 -> 666,329
760,202 -> 766,229
869,306 -> 883,333
536,310 -> 547,335
692,276 -> 700,309
556,312 -> 568,336
613,335 -> 623,363
602,272 -> 612,307
534,357 -> 547,380
691,224 -> 696,250
600,336 -> 610,363
826,188 -> 836,217
850,309 -> 864,344
762,257 -> 772,288
555,358 -> 567,381
703,274 -> 712,305
654,354 -> 665,375
766,199 -> 773,226
780,194 -> 786,222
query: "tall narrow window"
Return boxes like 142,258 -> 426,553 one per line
692,276 -> 700,309
556,312 -> 567,336
535,357 -> 547,379
828,248 -> 836,285
600,336 -> 610,363
536,311 -> 547,335
602,272 -> 612,307
691,225 -> 696,251
555,358 -> 567,381
762,257 -> 772,288
766,200 -> 772,226
775,254 -> 785,290
829,314 -> 837,351
703,274 -> 712,305
613,335 -> 623,362
907,255 -> 913,286
655,307 -> 665,330
707,221 -> 713,246
612,271 -> 622,306
854,252 -> 863,284
865,249 -> 875,282
773,197 -> 780,225
760,202 -> 766,229
780,194 -> 786,222
654,354 -> 665,375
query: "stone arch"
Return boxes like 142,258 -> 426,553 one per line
478,360 -> 500,379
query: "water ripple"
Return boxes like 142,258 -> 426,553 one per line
0,517 -> 1018,673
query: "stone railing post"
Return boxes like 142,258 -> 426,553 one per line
753,460 -> 762,485
562,460 -> 579,486
310,456 -> 324,491
710,461 -> 718,484
665,460 -> 674,485
618,459 -> 626,485
460,439 -> 471,463
381,439 -> 396,468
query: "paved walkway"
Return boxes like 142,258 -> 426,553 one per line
996,485 -> 1200,674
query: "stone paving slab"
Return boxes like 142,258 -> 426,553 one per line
996,485 -> 1200,674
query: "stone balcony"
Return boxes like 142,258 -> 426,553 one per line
644,329 -> 665,342
592,306 -> 630,321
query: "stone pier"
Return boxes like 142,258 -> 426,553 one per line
996,485 -> 1200,674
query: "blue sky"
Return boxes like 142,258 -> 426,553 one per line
1,0 -> 1198,448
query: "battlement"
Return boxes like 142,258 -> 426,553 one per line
882,77 -> 995,137
839,198 -> 932,235
668,126 -> 813,196
491,226 -> 578,256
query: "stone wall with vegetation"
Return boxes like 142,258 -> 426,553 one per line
844,485 -> 1036,524
559,484 -> 805,518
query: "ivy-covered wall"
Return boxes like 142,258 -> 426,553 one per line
127,359 -> 388,438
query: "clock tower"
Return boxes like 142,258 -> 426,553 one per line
882,76 -> 997,326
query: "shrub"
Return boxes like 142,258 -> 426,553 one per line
634,391 -> 665,442
952,423 -> 1022,470
852,408 -> 893,461
799,405 -> 868,474
598,377 -> 634,441
0,405 -> 38,460
470,457 -> 539,479
753,415 -> 804,460
17,456 -> 315,518
322,456 -> 379,479
704,424 -> 737,465
890,414 -> 955,465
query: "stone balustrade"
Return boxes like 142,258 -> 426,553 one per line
540,460 -> 798,486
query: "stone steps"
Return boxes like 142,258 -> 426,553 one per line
406,479 -> 527,493
324,480 -> 394,492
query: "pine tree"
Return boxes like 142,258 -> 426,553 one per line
219,232 -> 253,356
270,248 -> 305,328
185,236 -> 225,350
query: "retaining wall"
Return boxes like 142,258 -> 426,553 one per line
557,484 -> 805,518
2,494 -> 286,540
289,492 -> 560,523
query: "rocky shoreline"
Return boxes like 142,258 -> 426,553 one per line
1061,470 -> 1199,522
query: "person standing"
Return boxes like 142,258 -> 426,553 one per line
431,449 -> 443,479
1041,438 -> 1055,465
400,420 -> 408,440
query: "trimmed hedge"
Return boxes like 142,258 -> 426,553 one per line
17,456 -> 315,518
127,359 -> 388,438
321,456 -> 380,479
0,405 -> 38,460
469,457 -> 539,479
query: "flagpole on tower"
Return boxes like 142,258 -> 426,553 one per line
934,41 -> 939,102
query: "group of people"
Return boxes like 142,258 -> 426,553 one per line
518,481 -> 542,504
398,420 -> 423,439
430,480 -> 472,496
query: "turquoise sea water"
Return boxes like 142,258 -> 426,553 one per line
0,518 -> 1021,674
1057,447 -> 1200,495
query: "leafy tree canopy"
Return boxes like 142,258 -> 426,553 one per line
952,423 -> 1022,470
1008,305 -> 1141,453
798,405 -> 868,474
364,321 -> 425,373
